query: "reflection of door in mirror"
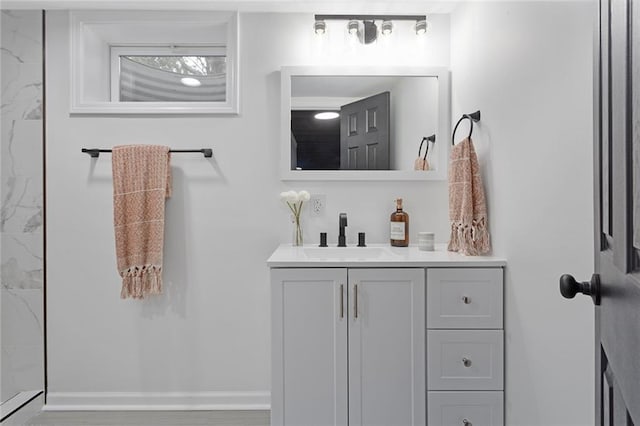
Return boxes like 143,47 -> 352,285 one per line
340,92 -> 390,170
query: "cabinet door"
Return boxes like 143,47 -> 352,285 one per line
348,268 -> 425,426
271,268 -> 348,426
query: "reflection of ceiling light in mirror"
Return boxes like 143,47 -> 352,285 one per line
181,77 -> 201,87
381,20 -> 393,36
415,19 -> 428,35
314,112 -> 340,120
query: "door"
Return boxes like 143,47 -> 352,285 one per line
561,0 -> 640,424
270,268 -> 348,426
348,269 -> 425,426
340,92 -> 390,170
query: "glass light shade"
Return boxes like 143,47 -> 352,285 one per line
314,19 -> 326,34
347,20 -> 359,35
415,19 -> 428,35
381,20 -> 393,36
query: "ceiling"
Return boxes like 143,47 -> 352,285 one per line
0,0 -> 462,13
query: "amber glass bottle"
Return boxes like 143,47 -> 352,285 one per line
390,198 -> 409,247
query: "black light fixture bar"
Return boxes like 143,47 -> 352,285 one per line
315,14 -> 426,21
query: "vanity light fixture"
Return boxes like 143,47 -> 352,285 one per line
314,111 -> 340,120
314,14 -> 427,44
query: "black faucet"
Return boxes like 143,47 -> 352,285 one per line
338,213 -> 348,247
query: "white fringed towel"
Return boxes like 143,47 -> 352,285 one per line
447,137 -> 491,255
112,145 -> 171,299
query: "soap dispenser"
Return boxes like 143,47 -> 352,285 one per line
390,198 -> 409,247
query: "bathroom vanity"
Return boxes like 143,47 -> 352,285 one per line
267,244 -> 506,426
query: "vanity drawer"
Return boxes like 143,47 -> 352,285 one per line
427,268 -> 503,329
427,330 -> 503,391
428,391 -> 504,426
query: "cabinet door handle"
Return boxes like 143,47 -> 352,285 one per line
462,295 -> 471,304
462,357 -> 472,367
462,419 -> 472,426
354,284 -> 358,319
340,284 -> 344,318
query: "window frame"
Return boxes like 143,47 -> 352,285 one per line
70,11 -> 239,115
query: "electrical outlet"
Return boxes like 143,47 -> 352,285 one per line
310,194 -> 326,216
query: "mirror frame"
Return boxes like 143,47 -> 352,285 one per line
281,66 -> 450,181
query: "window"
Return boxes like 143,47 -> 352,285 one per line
71,11 -> 239,114
110,46 -> 227,102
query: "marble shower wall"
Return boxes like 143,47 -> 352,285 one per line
1,10 -> 44,403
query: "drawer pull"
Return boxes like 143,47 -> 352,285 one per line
340,284 -> 344,318
462,357 -> 472,367
461,295 -> 471,304
462,419 -> 472,426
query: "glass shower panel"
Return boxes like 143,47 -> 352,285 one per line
0,10 -> 44,405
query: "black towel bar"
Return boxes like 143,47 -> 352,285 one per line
81,148 -> 213,158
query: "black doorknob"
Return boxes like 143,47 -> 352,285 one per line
559,273 -> 601,306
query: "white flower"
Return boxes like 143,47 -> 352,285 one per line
298,190 -> 311,202
287,191 -> 300,203
282,190 -> 299,203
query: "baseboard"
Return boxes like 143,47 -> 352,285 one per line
43,391 -> 270,411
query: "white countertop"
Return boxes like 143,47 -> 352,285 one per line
267,243 -> 507,268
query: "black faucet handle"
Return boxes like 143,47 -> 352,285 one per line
319,232 -> 328,247
358,232 -> 366,247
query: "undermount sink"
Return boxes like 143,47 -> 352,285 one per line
303,247 -> 392,260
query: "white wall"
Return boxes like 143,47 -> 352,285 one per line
45,5 -> 596,421
450,2 -> 595,425
45,11 -> 451,408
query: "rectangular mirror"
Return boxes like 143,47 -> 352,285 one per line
281,66 -> 450,181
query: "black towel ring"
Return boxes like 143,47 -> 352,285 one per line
418,134 -> 436,159
451,110 -> 481,145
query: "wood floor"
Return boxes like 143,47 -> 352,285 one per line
1,397 -> 270,426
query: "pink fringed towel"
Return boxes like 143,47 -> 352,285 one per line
447,137 -> 491,255
112,145 -> 171,299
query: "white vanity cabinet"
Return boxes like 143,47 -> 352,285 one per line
268,244 -> 506,426
271,268 -> 425,426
